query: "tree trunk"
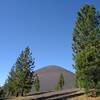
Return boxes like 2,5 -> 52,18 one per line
21,88 -> 24,96
92,88 -> 96,97
16,92 -> 19,97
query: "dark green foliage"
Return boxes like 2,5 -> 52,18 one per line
55,73 -> 64,91
33,74 -> 40,92
72,4 -> 100,95
4,47 -> 35,96
97,81 -> 100,89
0,86 -> 5,98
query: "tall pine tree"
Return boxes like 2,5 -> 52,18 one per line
72,4 -> 100,95
15,47 -> 35,96
4,47 -> 35,96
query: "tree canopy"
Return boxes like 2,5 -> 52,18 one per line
72,4 -> 100,95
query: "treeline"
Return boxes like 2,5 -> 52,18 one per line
72,4 -> 100,96
0,47 -> 65,98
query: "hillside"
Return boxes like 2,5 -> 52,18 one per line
34,65 -> 75,92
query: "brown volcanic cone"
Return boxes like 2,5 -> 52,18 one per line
35,65 -> 75,92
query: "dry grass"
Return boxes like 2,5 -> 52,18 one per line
6,96 -> 35,100
68,95 -> 100,100
7,95 -> 100,100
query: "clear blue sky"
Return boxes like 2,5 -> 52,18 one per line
0,0 -> 100,86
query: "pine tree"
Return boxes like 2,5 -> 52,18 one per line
4,47 -> 35,97
55,73 -> 64,91
59,73 -> 64,90
15,47 -> 35,96
72,4 -> 100,96
33,74 -> 40,92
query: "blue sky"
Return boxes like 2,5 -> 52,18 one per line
0,0 -> 100,86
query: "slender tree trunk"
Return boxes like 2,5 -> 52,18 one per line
92,82 -> 97,97
21,88 -> 24,96
16,92 -> 19,97
92,88 -> 96,97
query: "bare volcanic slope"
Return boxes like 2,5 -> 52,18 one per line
35,65 -> 75,92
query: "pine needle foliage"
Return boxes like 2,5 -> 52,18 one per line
72,4 -> 100,96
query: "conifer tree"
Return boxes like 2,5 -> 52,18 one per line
33,74 -> 40,92
58,73 -> 64,90
72,4 -> 100,96
4,47 -> 35,96
15,47 -> 35,96
55,73 -> 64,90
